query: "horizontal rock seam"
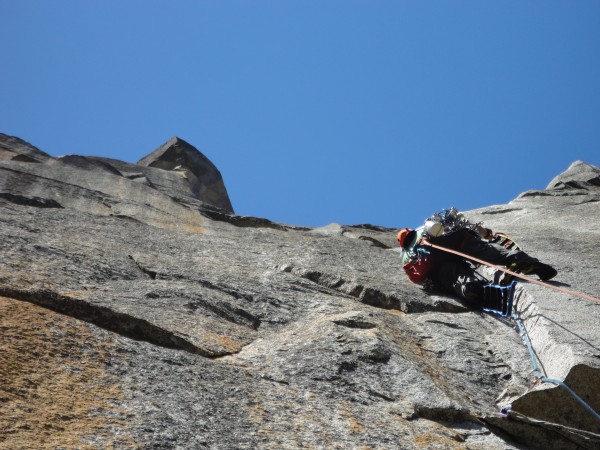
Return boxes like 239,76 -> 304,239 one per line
0,287 -> 235,358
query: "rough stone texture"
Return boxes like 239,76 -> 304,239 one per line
0,134 -> 599,449
0,134 -> 236,234
0,133 -> 51,163
546,160 -> 600,190
466,160 -> 600,446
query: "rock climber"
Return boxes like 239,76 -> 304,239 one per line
397,208 -> 557,313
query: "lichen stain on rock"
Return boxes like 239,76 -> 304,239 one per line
0,296 -> 135,449
341,402 -> 366,435
413,433 -> 464,449
182,223 -> 204,235
202,330 -> 248,355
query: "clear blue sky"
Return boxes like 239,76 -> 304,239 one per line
2,1 -> 599,228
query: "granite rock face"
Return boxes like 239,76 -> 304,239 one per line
1,134 -> 599,449
0,134 -> 50,163
137,136 -> 234,213
546,160 -> 600,190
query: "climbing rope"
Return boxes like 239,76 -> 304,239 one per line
418,239 -> 600,422
478,292 -> 600,423
514,315 -> 600,422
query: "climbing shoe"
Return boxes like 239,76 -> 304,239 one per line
531,262 -> 557,281
509,261 -> 535,276
509,260 -> 557,282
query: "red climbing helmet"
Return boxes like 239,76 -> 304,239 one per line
397,228 -> 414,248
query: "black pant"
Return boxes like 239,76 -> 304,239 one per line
428,229 -> 539,306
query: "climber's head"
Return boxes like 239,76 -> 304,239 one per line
397,228 -> 416,249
